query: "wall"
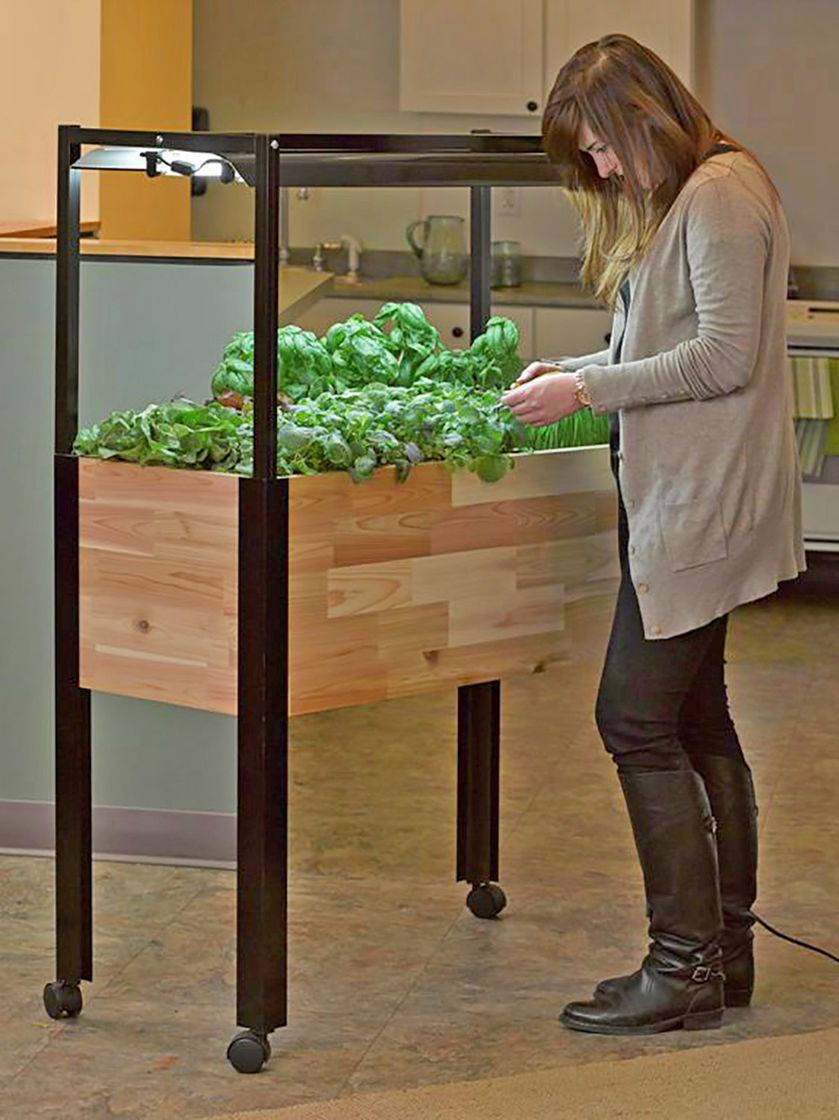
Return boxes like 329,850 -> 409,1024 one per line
194,0 -> 839,269
0,0 -> 100,223
99,0 -> 193,240
695,0 -> 839,266
191,0 -> 581,256
0,256 -> 251,818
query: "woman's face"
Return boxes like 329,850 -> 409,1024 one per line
578,121 -> 623,180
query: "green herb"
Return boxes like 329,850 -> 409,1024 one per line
373,301 -> 441,384
211,325 -> 333,400
75,302 -> 608,484
469,315 -> 523,385
73,398 -> 253,473
324,314 -> 400,388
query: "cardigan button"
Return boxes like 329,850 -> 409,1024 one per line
629,544 -> 636,555
651,625 -> 662,636
638,582 -> 649,594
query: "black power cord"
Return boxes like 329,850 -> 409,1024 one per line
141,151 -> 237,183
751,909 -> 839,965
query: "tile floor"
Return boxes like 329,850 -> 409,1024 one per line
1,563 -> 838,1119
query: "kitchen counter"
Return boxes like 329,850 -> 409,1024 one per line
329,273 -> 601,309
0,238 -> 261,260
0,235 -> 598,309
0,233 -> 596,307
0,238 -> 334,324
0,219 -> 100,237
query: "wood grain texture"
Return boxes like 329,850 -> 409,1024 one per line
78,447 -> 618,716
79,460 -> 240,715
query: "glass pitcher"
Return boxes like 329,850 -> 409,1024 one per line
406,215 -> 467,285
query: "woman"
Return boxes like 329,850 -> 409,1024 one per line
501,34 -> 805,1035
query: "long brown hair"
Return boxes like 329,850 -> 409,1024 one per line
543,34 -> 743,308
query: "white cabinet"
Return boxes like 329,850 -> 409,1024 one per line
534,306 -> 612,361
295,297 -> 535,363
399,0 -> 544,118
399,0 -> 694,119
544,0 -> 695,99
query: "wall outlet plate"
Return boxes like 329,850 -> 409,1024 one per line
494,186 -> 521,217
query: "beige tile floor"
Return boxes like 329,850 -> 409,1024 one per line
1,565 -> 838,1119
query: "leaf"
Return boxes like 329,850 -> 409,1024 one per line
473,454 -> 509,483
349,454 -> 376,483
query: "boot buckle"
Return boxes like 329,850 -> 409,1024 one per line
691,965 -> 712,982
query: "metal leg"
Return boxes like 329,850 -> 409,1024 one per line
230,476 -> 289,1073
45,455 -> 92,1021
457,681 -> 506,919
469,184 -> 492,339
228,133 -> 287,1076
459,191 -> 506,920
45,126 -> 91,1023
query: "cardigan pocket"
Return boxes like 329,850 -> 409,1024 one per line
659,495 -> 728,572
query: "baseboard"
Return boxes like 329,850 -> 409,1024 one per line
0,800 -> 236,868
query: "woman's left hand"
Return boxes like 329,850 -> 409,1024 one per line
500,371 -> 580,426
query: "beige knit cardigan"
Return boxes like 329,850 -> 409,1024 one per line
559,151 -> 806,639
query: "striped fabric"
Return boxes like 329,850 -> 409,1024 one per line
823,358 -> 839,455
795,418 -> 828,479
789,356 -> 834,419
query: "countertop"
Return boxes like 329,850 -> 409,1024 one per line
328,273 -> 600,309
0,238 -> 257,260
0,219 -> 101,238
0,238 -> 598,308
0,238 -> 333,324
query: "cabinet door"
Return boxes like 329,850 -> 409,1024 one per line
544,0 -> 694,100
534,307 -> 612,361
399,0 -> 544,117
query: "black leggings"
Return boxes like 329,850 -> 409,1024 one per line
595,483 -> 747,774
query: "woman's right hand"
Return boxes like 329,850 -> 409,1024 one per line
509,360 -> 564,388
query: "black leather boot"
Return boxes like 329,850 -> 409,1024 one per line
560,769 -> 725,1035
595,755 -> 758,1008
690,754 -> 758,1006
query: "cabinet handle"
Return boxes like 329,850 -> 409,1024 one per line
452,326 -> 464,338
526,100 -> 538,112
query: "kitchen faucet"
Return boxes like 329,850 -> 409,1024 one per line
313,234 -> 363,282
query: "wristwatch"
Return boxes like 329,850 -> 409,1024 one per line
574,370 -> 592,408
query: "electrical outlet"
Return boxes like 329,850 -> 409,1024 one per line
494,186 -> 521,217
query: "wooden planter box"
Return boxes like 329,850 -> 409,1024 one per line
78,446 -> 618,717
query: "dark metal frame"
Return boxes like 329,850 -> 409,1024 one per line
52,127 -> 561,1055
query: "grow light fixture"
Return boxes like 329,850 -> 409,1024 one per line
72,146 -> 244,183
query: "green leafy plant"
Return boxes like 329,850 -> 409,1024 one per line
211,325 -> 333,401
73,398 -> 253,473
373,301 -> 441,384
75,301 -> 609,483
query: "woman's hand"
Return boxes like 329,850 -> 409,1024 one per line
509,360 -> 562,387
500,364 -> 580,426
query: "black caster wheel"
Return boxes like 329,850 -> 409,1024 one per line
466,882 -> 507,919
226,1029 -> 271,1074
43,981 -> 83,1019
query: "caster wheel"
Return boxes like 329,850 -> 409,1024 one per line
466,882 -> 507,919
43,981 -> 83,1019
227,1029 -> 270,1074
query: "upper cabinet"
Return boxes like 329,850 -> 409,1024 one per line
544,0 -> 695,102
399,0 -> 694,118
399,0 -> 545,118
